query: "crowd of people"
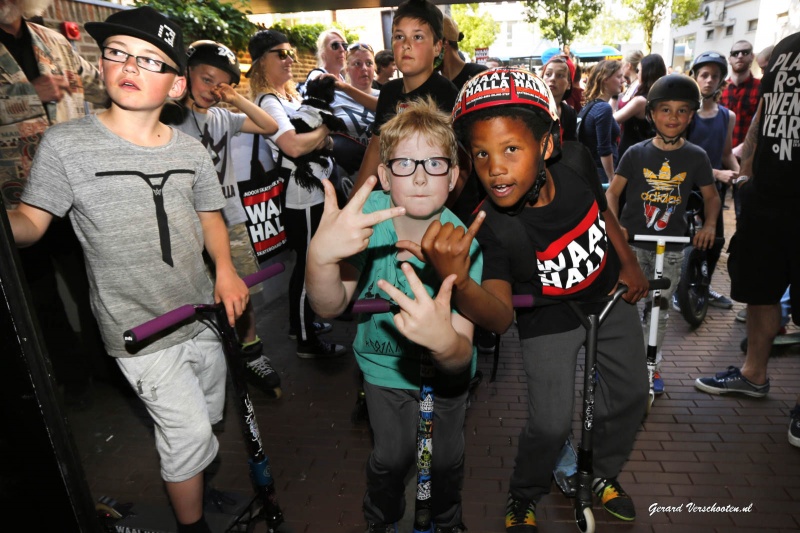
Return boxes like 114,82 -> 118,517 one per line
2,0 -> 799,531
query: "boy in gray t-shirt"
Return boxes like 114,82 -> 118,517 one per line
606,74 -> 720,399
8,8 -> 248,533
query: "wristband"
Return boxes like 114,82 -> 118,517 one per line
732,175 -> 749,185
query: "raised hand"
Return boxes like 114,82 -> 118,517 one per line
396,210 -> 485,286
377,262 -> 459,355
311,176 -> 405,266
210,82 -> 238,104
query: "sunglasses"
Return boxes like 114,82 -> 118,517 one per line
347,42 -> 374,53
730,49 -> 752,57
268,48 -> 296,61
330,41 -> 349,51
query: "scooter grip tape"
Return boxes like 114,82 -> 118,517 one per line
123,304 -> 196,345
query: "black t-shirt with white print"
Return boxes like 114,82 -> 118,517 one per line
477,153 -> 621,338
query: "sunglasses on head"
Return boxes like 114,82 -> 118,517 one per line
730,49 -> 752,57
330,41 -> 349,51
347,42 -> 374,53
268,48 -> 296,60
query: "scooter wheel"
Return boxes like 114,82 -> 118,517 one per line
740,337 -> 748,353
575,507 -> 595,533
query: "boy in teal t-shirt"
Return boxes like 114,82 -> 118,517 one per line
306,97 -> 481,532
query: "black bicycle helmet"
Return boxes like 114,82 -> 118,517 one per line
689,50 -> 728,80
645,74 -> 701,144
186,40 -> 241,85
646,74 -> 701,111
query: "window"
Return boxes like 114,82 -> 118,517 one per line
748,19 -> 758,32
725,25 -> 734,36
706,29 -> 714,40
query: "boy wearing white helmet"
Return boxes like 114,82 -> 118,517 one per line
401,68 -> 649,531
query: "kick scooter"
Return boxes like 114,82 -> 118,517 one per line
633,235 -> 687,410
565,278 -> 670,533
120,264 -> 290,533
351,298 -> 438,533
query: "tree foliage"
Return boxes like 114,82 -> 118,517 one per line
583,3 -> 633,47
623,0 -> 702,52
133,0 -> 258,53
451,4 -> 499,58
523,0 -> 602,48
269,21 -> 360,52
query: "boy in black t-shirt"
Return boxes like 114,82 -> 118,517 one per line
400,69 -> 649,531
351,0 -> 458,196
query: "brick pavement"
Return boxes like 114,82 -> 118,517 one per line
67,205 -> 800,532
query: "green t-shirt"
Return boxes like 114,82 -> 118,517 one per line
347,191 -> 483,390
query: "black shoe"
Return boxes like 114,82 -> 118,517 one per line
505,494 -> 537,532
288,321 -> 333,340
296,339 -> 346,359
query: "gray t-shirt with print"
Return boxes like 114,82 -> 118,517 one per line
174,106 -> 247,225
21,114 -> 226,357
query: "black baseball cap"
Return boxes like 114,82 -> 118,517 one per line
246,29 -> 290,78
86,6 -> 185,74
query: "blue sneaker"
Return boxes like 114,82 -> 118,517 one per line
652,372 -> 665,395
694,366 -> 769,398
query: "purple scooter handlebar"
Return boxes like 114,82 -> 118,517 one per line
349,280 -> 667,316
123,263 -> 285,346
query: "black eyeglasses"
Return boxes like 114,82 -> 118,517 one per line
268,48 -> 296,61
387,157 -> 451,177
730,49 -> 752,57
330,41 -> 349,51
347,42 -> 374,53
102,47 -> 178,74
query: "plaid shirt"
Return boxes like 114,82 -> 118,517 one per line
720,74 -> 761,148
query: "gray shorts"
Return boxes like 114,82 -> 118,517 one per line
115,327 -> 226,482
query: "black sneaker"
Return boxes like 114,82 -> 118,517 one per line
593,477 -> 635,521
365,523 -> 397,533
789,405 -> 800,449
245,355 -> 281,391
505,495 -> 537,532
694,366 -> 770,398
296,339 -> 346,359
288,321 -> 332,340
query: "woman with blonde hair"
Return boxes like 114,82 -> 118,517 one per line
299,28 -> 348,95
618,50 -> 644,110
248,29 -> 346,359
578,60 -> 625,183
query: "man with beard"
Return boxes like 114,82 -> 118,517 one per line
1,0 -> 107,407
720,40 -> 760,217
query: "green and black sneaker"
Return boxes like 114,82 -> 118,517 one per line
593,477 -> 635,521
505,494 -> 537,532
